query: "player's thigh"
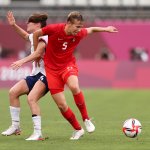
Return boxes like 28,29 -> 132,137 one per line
52,92 -> 67,107
28,80 -> 47,101
66,75 -> 79,89
10,79 -> 29,96
62,65 -> 79,88
47,71 -> 64,94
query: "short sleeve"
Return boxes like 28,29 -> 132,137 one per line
39,35 -> 48,45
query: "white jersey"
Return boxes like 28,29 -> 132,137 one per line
28,34 -> 48,76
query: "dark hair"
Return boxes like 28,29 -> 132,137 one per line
27,13 -> 48,27
67,11 -> 84,23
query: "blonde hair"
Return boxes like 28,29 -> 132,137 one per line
67,11 -> 84,23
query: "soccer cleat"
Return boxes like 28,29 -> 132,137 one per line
84,119 -> 95,133
25,133 -> 44,141
1,125 -> 21,136
70,128 -> 84,140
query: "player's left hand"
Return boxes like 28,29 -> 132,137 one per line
7,11 -> 16,26
106,26 -> 118,33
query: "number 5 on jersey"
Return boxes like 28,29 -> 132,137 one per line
62,42 -> 68,50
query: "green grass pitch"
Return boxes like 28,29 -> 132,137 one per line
0,88 -> 150,150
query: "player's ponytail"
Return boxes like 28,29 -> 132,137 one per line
39,14 -> 48,27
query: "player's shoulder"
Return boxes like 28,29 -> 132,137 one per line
28,33 -> 47,40
47,23 -> 65,29
40,35 -> 48,40
45,23 -> 65,35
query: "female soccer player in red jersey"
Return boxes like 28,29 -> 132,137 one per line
1,11 -> 49,141
12,11 -> 118,140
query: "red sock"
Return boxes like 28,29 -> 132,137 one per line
73,92 -> 89,121
61,107 -> 81,130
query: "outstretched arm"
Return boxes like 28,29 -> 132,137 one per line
86,26 -> 118,34
7,11 -> 29,41
11,41 -> 45,70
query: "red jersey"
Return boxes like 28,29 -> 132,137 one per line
42,23 -> 87,70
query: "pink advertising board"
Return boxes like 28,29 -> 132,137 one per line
0,60 -> 31,88
1,60 -> 150,89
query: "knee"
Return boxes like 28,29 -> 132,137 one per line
27,96 -> 35,104
9,88 -> 17,98
57,103 -> 68,112
69,84 -> 80,94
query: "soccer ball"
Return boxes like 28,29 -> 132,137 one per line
122,118 -> 142,138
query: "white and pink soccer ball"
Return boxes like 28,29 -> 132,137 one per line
122,118 -> 142,138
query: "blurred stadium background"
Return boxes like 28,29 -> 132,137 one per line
0,0 -> 150,88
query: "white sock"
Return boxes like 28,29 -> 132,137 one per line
32,116 -> 42,135
10,106 -> 20,128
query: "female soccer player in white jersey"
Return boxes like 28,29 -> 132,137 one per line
1,11 -> 49,141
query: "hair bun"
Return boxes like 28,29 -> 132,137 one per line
40,14 -> 48,21
27,13 -> 48,27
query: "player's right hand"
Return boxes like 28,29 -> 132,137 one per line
11,60 -> 24,70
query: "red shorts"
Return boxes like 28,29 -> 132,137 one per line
45,64 -> 78,95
